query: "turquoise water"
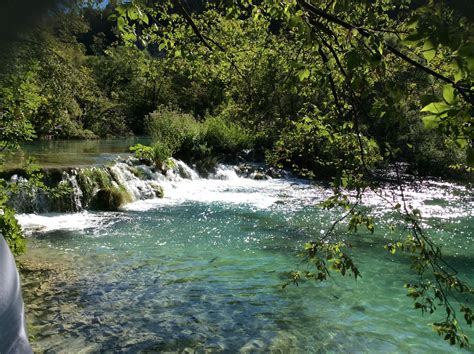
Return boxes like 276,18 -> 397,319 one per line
19,171 -> 473,352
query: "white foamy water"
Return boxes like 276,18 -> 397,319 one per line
124,163 -> 323,211
16,212 -> 114,234
363,180 -> 473,220
124,178 -> 318,211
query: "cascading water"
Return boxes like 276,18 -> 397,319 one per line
167,158 -> 200,180
64,172 -> 83,212
6,157 -> 288,215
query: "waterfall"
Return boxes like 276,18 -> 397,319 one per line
166,158 -> 200,181
211,164 -> 240,180
6,158 -> 193,213
6,157 -> 289,214
64,172 -> 83,212
109,162 -> 163,201
7,176 -> 47,213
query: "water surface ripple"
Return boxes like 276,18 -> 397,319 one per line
19,164 -> 473,353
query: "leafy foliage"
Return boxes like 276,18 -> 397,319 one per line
203,115 -> 253,155
144,106 -> 254,164
0,207 -> 25,257
145,106 -> 202,155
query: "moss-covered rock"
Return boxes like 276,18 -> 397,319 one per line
76,168 -> 114,208
91,187 -> 131,211
129,167 -> 149,180
150,183 -> 164,198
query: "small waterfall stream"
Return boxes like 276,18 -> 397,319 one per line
6,158 -> 284,214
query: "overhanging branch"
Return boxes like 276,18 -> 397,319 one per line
297,0 -> 473,105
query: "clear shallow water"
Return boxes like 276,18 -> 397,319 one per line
19,168 -> 473,353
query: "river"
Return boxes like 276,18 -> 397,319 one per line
10,142 -> 473,352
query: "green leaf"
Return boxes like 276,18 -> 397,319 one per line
455,138 -> 467,149
406,17 -> 419,30
455,70 -> 464,82
289,14 -> 303,28
298,69 -> 310,81
403,31 -> 424,45
117,17 -> 126,32
422,115 -> 440,129
423,40 -> 436,62
127,7 -> 138,20
442,85 -> 455,104
421,102 -> 451,114
123,32 -> 137,43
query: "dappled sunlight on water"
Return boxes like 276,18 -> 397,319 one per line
19,164 -> 473,352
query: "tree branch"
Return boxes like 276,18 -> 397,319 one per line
297,0 -> 473,105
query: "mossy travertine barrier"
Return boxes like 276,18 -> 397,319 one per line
3,157 -> 287,214
3,158 -> 165,213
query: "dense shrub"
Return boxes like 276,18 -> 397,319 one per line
151,142 -> 172,167
129,144 -> 155,162
267,107 -> 382,179
145,106 -> 201,154
203,116 -> 254,155
0,207 -> 26,256
129,142 -> 172,168
145,107 -> 254,162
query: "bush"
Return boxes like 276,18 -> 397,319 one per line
129,144 -> 154,163
0,207 -> 26,256
203,115 -> 254,155
129,142 -> 172,168
145,106 -> 201,154
144,107 -> 254,166
151,141 -> 172,167
409,133 -> 465,177
267,107 -> 382,179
